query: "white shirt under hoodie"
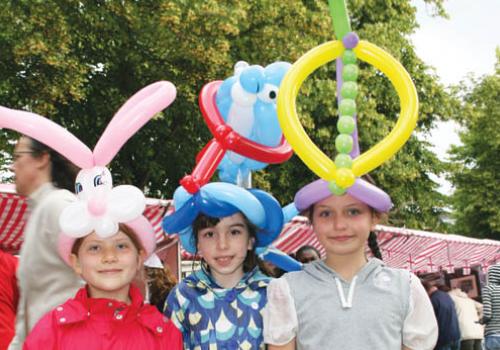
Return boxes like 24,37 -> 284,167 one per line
8,183 -> 82,350
263,258 -> 438,350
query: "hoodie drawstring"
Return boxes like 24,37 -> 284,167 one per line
335,276 -> 358,309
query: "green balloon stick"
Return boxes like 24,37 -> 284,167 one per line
328,0 -> 352,39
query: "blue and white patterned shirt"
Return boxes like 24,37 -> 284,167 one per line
165,266 -> 270,350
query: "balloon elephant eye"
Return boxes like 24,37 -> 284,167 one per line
257,84 -> 279,103
93,175 -> 103,187
75,182 -> 83,194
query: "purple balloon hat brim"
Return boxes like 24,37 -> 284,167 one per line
294,178 -> 393,213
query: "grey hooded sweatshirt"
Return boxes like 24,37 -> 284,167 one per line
284,258 -> 413,350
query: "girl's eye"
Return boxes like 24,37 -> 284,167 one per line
318,210 -> 331,218
202,231 -> 215,238
230,229 -> 242,236
87,245 -> 100,252
116,243 -> 130,250
347,208 -> 362,216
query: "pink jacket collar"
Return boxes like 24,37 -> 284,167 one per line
53,284 -> 167,336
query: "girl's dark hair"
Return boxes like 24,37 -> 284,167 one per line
27,136 -> 79,192
71,223 -> 144,256
368,232 -> 382,260
307,174 -> 385,261
192,213 -> 259,273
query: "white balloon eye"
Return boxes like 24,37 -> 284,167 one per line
93,175 -> 104,187
257,84 -> 279,103
75,182 -> 83,194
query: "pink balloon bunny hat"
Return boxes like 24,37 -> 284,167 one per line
0,81 -> 177,264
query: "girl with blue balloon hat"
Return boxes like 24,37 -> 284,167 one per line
162,182 -> 284,349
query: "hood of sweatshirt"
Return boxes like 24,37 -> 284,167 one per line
185,265 -> 270,298
487,264 -> 500,285
302,258 -> 385,309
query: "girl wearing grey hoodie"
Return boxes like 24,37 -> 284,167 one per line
263,178 -> 438,350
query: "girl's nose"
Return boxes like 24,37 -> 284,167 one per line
333,215 -> 348,230
216,233 -> 229,250
101,247 -> 118,263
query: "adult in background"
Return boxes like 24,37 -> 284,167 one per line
423,281 -> 461,350
8,136 -> 81,350
295,245 -> 321,264
0,250 -> 18,350
482,264 -> 500,350
448,286 -> 483,350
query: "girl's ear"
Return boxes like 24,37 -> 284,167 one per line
70,253 -> 83,275
137,250 -> 147,271
247,237 -> 255,251
370,211 -> 382,230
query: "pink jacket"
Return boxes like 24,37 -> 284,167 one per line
23,284 -> 182,350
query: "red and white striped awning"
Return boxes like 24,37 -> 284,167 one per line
3,185 -> 499,274
0,185 -> 177,254
272,216 -> 500,274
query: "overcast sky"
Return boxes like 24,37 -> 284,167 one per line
411,0 -> 500,194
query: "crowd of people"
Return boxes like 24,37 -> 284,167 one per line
0,136 -> 500,350
0,136 -> 498,350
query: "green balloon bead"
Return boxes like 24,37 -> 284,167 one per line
341,81 -> 358,99
339,98 -> 356,116
337,116 -> 356,134
335,134 -> 353,153
342,50 -> 357,64
335,154 -> 353,168
328,181 -> 346,196
343,64 -> 359,81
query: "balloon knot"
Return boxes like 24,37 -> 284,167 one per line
342,32 -> 359,49
180,175 -> 201,194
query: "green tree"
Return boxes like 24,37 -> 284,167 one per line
449,50 -> 500,238
0,0 -> 455,231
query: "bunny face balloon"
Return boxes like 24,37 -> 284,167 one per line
74,167 -> 113,201
215,61 -> 291,183
59,166 -> 147,238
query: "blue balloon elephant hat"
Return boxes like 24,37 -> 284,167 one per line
162,182 -> 284,254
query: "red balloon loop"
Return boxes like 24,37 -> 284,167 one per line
199,81 -> 293,163
180,80 -> 293,193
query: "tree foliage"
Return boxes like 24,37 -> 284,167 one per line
449,50 -> 500,238
0,0 -> 456,231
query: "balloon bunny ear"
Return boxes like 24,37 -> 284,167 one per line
93,81 -> 177,166
0,106 -> 94,169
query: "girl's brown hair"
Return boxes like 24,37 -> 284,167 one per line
71,223 -> 144,256
192,213 -> 259,273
